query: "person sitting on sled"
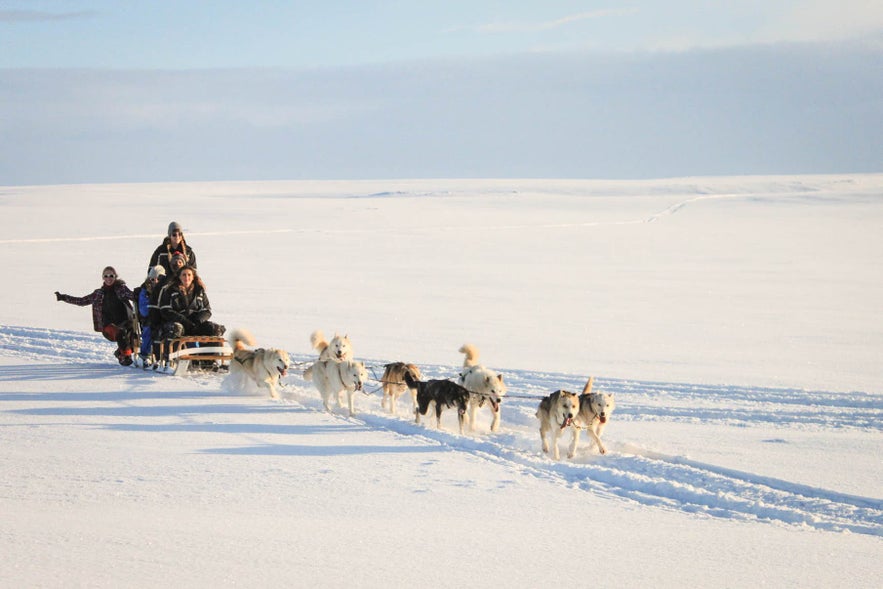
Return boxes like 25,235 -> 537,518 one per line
148,221 -> 196,276
133,265 -> 166,364
55,266 -> 136,365
159,265 -> 225,340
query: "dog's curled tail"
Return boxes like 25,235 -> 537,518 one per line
310,329 -> 329,354
459,343 -> 479,367
229,328 -> 256,351
582,376 -> 594,395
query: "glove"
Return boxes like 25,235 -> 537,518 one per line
180,318 -> 196,333
55,291 -> 63,301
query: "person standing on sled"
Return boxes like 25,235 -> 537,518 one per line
55,266 -> 136,365
148,221 -> 196,276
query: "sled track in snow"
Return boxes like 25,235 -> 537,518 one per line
2,325 -> 881,536
347,403 -> 883,537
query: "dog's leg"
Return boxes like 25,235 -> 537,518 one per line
457,405 -> 466,435
435,401 -> 444,430
589,423 -> 607,454
390,389 -> 399,416
321,390 -> 333,412
539,421 -> 550,454
347,388 -> 355,417
467,398 -> 478,431
264,376 -> 279,399
382,383 -> 393,413
490,405 -> 501,433
551,426 -> 562,460
568,427 -> 581,459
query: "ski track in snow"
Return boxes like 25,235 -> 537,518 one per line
2,324 -> 881,537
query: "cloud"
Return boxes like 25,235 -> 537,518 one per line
449,8 -> 638,34
0,10 -> 96,23
779,0 -> 883,43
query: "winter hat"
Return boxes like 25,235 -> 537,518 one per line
168,221 -> 183,236
170,252 -> 187,267
148,265 -> 166,280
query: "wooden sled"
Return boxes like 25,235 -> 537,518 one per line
162,336 -> 233,375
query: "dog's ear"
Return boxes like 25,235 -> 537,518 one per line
497,374 -> 504,383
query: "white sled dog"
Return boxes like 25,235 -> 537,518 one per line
227,329 -> 290,399
536,390 -> 581,461
571,377 -> 616,455
305,358 -> 368,416
380,362 -> 423,415
302,330 -> 353,380
458,343 -> 507,432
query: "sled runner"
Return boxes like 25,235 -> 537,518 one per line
160,336 -> 234,375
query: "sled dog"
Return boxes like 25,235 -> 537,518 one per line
405,372 -> 470,435
303,330 -> 353,380
457,343 -> 506,432
536,390 -> 581,461
572,377 -> 616,455
380,362 -> 422,415
227,329 -> 290,399
305,358 -> 368,416
312,329 -> 353,361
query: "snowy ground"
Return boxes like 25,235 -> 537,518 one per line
1,176 -> 881,587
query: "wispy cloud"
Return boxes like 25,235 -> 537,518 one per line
0,10 -> 96,23
448,8 -> 638,34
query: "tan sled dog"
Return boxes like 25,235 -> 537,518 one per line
572,377 -> 616,455
458,343 -> 507,432
305,358 -> 368,416
380,362 -> 423,415
227,329 -> 290,399
536,390 -> 581,461
303,330 -> 353,380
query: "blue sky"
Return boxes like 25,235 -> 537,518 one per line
3,1 -> 882,68
1,1 -> 881,184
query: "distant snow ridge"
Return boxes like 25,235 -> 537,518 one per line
2,324 -> 880,536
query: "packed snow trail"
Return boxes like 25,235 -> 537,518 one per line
2,324 -> 880,536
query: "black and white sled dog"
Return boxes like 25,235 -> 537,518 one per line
305,358 -> 368,416
380,362 -> 422,415
572,377 -> 616,455
457,343 -> 506,432
536,389 -> 581,461
302,329 -> 354,380
226,329 -> 290,399
404,372 -> 470,435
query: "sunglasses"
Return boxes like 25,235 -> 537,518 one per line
170,231 -> 183,236
103,274 -> 116,279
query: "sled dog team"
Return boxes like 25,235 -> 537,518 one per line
227,329 -> 615,458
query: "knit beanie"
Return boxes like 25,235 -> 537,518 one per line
168,221 -> 183,236
148,265 -> 166,280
